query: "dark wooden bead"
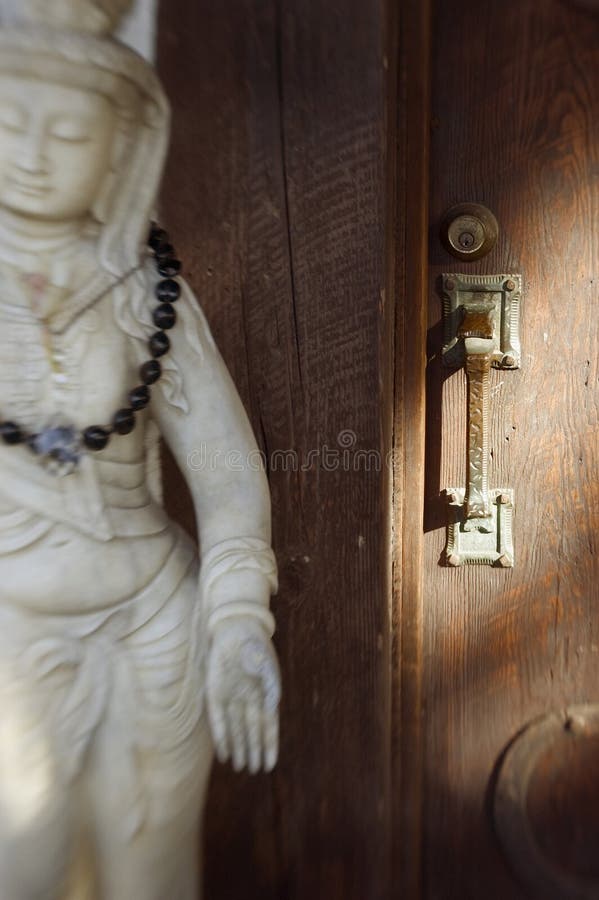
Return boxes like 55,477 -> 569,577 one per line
129,385 -> 150,410
0,421 -> 24,444
113,408 -> 136,435
148,225 -> 168,251
149,331 -> 170,357
153,303 -> 176,330
157,258 -> 181,278
140,360 -> 162,385
82,426 -> 111,451
154,242 -> 174,259
155,278 -> 181,302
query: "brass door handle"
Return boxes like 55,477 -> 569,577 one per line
441,275 -> 522,567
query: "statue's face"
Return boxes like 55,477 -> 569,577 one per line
0,75 -> 117,222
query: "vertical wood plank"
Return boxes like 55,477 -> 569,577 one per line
157,2 -> 394,897
392,0 -> 431,897
423,1 -> 599,896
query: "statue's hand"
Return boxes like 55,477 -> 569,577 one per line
206,616 -> 281,773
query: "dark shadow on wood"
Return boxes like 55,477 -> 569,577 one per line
423,277 -> 454,536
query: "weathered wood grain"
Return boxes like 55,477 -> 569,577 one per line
157,2 -> 393,897
424,0 -> 599,896
390,0 -> 431,897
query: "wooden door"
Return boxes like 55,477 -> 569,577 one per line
413,1 -> 599,897
156,0 -> 598,897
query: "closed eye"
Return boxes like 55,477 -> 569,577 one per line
49,117 -> 92,143
0,101 -> 26,133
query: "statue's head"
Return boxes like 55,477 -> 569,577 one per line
0,0 -> 169,274
0,77 -> 119,224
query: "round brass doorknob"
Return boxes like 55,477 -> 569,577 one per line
440,202 -> 499,261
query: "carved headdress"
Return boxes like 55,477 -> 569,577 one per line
0,0 -> 169,276
0,0 -> 134,33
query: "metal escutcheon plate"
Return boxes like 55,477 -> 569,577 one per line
445,488 -> 514,567
440,202 -> 499,261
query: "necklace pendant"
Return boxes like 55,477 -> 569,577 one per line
29,425 -> 81,476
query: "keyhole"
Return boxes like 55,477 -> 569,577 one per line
458,231 -> 475,249
440,203 -> 499,260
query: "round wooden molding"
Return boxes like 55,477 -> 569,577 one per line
494,705 -> 599,900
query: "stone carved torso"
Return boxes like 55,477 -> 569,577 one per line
0,253 -> 182,611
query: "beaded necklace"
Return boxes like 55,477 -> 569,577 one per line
0,222 -> 180,475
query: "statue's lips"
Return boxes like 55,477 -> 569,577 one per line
8,179 -> 50,197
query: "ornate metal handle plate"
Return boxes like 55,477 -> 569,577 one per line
441,274 -> 522,567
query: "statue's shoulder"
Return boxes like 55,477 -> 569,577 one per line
139,253 -> 218,355
111,253 -> 220,416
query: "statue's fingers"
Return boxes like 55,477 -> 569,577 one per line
208,697 -> 229,763
227,701 -> 247,772
263,707 -> 279,772
245,701 -> 262,774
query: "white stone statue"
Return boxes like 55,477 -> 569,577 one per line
0,2 -> 280,897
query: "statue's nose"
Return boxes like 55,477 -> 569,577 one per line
15,127 -> 49,175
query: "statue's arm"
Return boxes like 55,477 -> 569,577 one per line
148,281 -> 280,772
